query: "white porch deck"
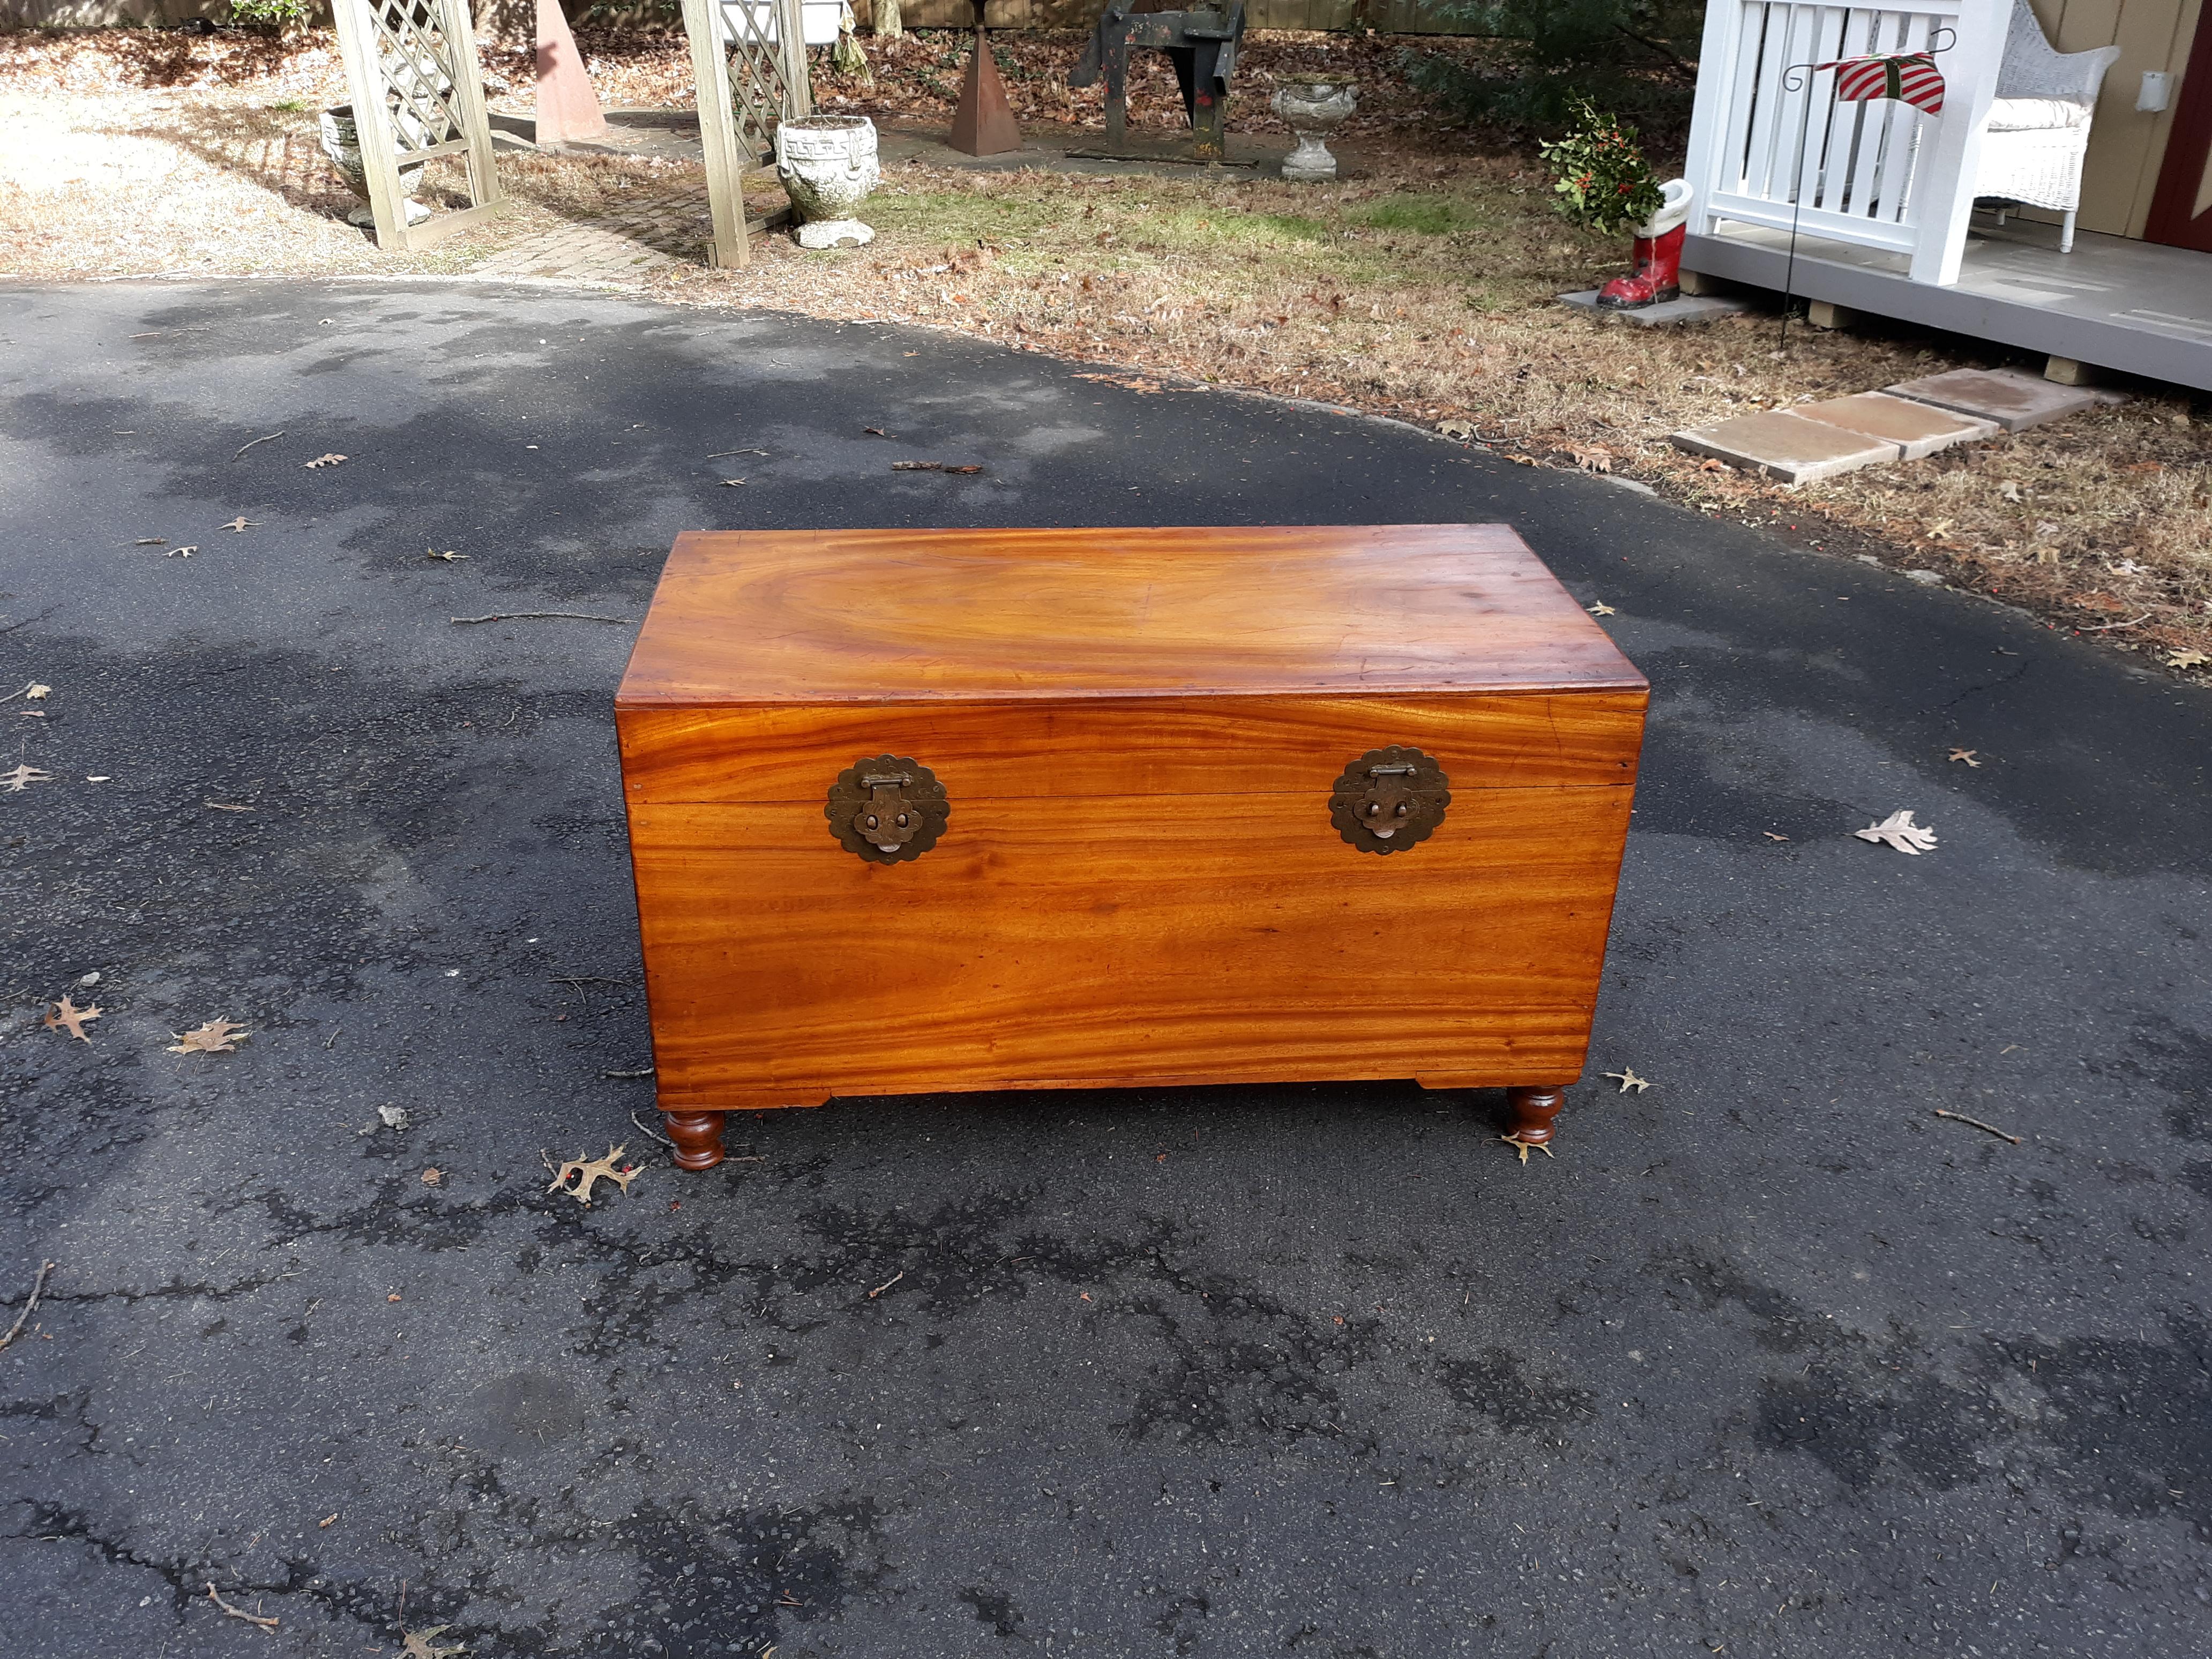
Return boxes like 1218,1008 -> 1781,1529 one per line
1684,216 -> 2212,392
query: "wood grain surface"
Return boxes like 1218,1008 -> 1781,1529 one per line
618,691 -> 1647,803
630,784 -> 1633,1110
616,525 -> 1648,708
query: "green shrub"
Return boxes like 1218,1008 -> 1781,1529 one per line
229,0 -> 312,29
1538,98 -> 1664,236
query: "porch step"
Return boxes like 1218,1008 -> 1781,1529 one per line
1882,367 -> 2098,433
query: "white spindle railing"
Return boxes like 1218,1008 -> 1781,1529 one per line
1683,0 -> 2008,285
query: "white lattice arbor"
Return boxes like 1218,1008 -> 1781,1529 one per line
681,0 -> 814,267
329,0 -> 505,251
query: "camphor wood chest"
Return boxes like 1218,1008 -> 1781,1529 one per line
615,525 -> 1647,1169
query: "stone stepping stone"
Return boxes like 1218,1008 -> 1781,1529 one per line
1669,410 -> 1897,484
1883,367 -> 2097,432
1557,290 -> 1750,328
1789,392 -> 1998,460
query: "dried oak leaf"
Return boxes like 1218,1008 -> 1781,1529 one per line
400,1627 -> 466,1658
303,453 -> 347,468
2167,649 -> 2209,670
1,764 -> 53,792
548,1144 -> 639,1206
43,995 -> 102,1042
25,684 -> 50,700
1436,417 -> 1477,441
169,1017 -> 250,1053
1854,809 -> 1938,855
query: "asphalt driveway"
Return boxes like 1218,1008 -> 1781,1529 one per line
3,281 -> 2209,1658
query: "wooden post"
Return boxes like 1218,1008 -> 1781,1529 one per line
683,0 -> 753,267
329,0 -> 413,251
442,0 -> 507,223
1678,0 -> 1745,243
778,0 -> 813,119
1907,0 -> 2008,286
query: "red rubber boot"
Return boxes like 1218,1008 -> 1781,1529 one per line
1597,235 -> 1655,309
1596,224 -> 1685,309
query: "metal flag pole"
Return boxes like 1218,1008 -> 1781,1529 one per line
1775,26 -> 1955,354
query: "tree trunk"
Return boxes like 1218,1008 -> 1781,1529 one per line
875,0 -> 903,41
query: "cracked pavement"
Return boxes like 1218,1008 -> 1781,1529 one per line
3,281 -> 2210,1657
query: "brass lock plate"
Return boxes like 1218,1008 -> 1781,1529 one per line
825,756 -> 950,864
1329,745 -> 1449,854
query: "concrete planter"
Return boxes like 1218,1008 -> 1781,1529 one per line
1272,81 -> 1355,182
775,115 -> 880,249
319,106 -> 430,228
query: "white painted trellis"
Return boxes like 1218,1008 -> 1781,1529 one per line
1682,0 -> 2011,285
328,0 -> 504,251
680,0 -> 815,267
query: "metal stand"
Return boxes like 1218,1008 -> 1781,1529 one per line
1070,1 -> 1244,165
948,0 -> 1021,157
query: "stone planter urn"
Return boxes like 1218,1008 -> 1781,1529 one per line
1272,81 -> 1355,182
776,115 -> 881,249
319,106 -> 430,228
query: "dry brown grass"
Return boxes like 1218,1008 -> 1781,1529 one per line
3,26 -> 2207,671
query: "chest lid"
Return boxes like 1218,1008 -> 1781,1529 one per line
617,525 -> 1644,707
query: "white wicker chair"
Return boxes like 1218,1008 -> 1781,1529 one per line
1972,0 -> 2122,251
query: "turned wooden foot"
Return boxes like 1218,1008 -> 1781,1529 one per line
662,1110 -> 726,1171
1505,1086 -> 1565,1146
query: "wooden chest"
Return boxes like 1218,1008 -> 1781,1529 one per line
615,525 -> 1647,1169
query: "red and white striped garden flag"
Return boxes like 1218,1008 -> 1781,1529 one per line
1817,51 -> 1946,115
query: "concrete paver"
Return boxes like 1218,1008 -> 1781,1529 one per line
1669,407 -> 1899,483
1885,364 -> 2100,431
1790,390 -> 1999,459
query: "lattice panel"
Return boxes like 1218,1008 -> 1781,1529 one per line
363,0 -> 472,156
719,0 -> 810,163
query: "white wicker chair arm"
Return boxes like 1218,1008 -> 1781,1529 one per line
1996,0 -> 2122,101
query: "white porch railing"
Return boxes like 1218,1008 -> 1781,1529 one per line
1683,0 -> 2009,285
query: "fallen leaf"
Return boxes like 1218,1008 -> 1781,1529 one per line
1698,457 -> 1728,472
1586,600 -> 1617,616
1508,454 -> 1537,466
1,764 -> 53,792
85,775 -> 110,783
303,453 -> 348,469
168,1016 -> 250,1054
167,545 -> 198,558
1602,1067 -> 1650,1093
2124,460 -> 2163,474
719,477 -> 747,487
220,517 -> 260,533
387,1291 -> 402,1303
1569,446 -> 1613,474
863,427 -> 893,437
2166,649 -> 2209,670
1500,1133 -> 1553,1164
1925,520 -> 1953,542
1436,417 -> 1476,441
43,995 -> 102,1042
890,461 -> 985,473
422,1168 -> 442,1185
1947,748 -> 1981,767
134,537 -> 166,545
24,685 -> 49,700
1998,482 -> 2022,503
548,1144 -> 639,1206
1854,809 -> 1938,855
426,548 -> 467,562
204,799 -> 254,812
318,1513 -> 338,1529
401,1628 -> 466,1659
378,1104 -> 409,1129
